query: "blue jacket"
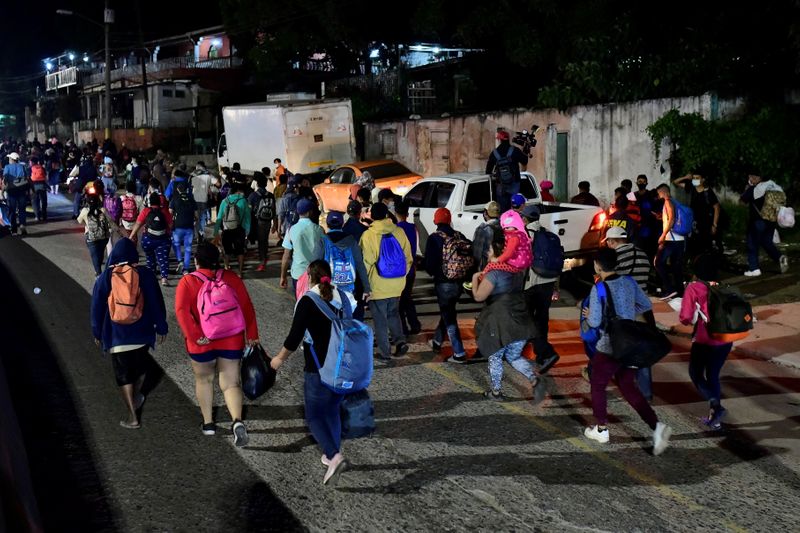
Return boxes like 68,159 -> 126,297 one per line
164,176 -> 189,201
91,238 -> 168,351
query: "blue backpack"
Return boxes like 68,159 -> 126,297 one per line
671,199 -> 694,236
324,238 -> 357,293
376,233 -> 406,278
580,282 -> 607,357
532,228 -> 564,278
305,290 -> 374,394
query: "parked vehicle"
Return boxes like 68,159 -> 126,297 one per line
313,159 -> 423,213
405,172 -> 605,267
217,98 -> 356,177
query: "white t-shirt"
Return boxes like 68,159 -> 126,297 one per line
191,173 -> 213,203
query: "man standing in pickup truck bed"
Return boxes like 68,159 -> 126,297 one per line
486,131 -> 528,213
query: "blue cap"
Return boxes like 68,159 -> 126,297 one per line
326,211 -> 344,228
297,198 -> 314,215
511,193 -> 527,207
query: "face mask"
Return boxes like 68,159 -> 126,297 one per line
387,202 -> 395,212
691,179 -> 701,187
529,221 -> 541,231
637,183 -> 647,191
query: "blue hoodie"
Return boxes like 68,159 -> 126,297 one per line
91,238 -> 168,351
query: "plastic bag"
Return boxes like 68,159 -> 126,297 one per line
241,344 -> 276,400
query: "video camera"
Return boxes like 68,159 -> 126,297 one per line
512,125 -> 539,157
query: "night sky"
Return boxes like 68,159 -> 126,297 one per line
0,0 -> 220,103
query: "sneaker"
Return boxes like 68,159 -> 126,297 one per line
653,422 -> 672,456
483,389 -> 505,401
581,366 -> 591,382
201,422 -> 217,436
321,455 -> 331,467
175,263 -> 184,275
584,425 -> 610,444
256,263 -> 267,272
161,278 -> 169,286
537,354 -> 560,375
658,291 -> 678,301
447,354 -> 467,364
394,342 -> 409,357
232,420 -> 249,447
323,453 -> 348,485
743,269 -> 762,277
430,340 -> 442,353
702,406 -> 727,428
531,377 -> 547,405
19,226 -> 27,236
119,419 -> 141,429
780,255 -> 789,274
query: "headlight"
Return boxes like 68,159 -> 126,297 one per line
395,185 -> 409,195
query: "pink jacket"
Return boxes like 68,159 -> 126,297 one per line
679,281 -> 728,346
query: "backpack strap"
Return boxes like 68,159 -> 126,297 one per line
601,281 -> 618,321
492,149 -> 501,161
303,290 -> 348,371
506,146 -> 514,158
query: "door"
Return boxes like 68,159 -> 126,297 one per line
555,132 -> 569,201
407,181 -> 455,250
452,177 -> 491,237
430,130 -> 450,176
315,167 -> 356,212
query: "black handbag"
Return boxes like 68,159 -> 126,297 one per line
602,281 -> 672,368
241,344 -> 277,400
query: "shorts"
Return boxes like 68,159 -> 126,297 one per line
111,346 -> 149,386
189,349 -> 244,363
221,227 -> 246,256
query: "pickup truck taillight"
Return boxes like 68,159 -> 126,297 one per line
589,211 -> 607,232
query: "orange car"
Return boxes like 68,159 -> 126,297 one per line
313,160 -> 423,213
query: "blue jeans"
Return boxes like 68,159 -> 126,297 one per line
172,227 -> 194,270
86,238 -> 109,275
196,202 -> 210,239
369,297 -> 405,358
6,191 -> 28,230
655,240 -> 685,296
636,367 -> 653,400
399,269 -> 421,334
304,372 -> 344,460
434,282 -> 465,357
495,180 -> 521,214
32,183 -> 48,220
488,340 -> 535,391
688,342 -> 732,406
746,220 -> 781,270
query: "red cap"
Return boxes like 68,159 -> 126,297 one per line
434,207 -> 452,226
496,130 -> 510,141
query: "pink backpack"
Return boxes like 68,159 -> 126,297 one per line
121,194 -> 139,223
191,270 -> 246,340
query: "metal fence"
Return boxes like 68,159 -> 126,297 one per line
82,56 -> 243,86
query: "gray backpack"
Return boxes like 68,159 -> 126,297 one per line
222,198 -> 242,230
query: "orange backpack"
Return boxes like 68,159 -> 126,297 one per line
31,164 -> 46,182
108,265 -> 144,324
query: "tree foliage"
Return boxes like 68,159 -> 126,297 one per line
647,105 -> 800,200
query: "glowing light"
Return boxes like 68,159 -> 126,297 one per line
212,38 -> 222,47
45,62 -> 54,71
68,53 -> 75,61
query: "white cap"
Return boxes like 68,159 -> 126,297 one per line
8,152 -> 19,160
603,226 -> 628,240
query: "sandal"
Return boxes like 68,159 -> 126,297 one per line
119,420 -> 141,429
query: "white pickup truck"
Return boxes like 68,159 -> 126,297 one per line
406,172 -> 605,263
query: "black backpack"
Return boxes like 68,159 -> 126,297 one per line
256,191 -> 275,222
704,282 -> 754,342
281,190 -> 300,230
531,228 -> 564,278
145,208 -> 168,236
492,147 -> 517,185
173,189 -> 194,228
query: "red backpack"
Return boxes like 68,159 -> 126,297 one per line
121,195 -> 139,223
31,164 -> 47,182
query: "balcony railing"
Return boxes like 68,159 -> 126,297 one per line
74,118 -> 157,131
45,67 -> 78,91
82,56 -> 242,86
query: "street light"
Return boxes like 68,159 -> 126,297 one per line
68,53 -> 75,61
56,4 -> 114,139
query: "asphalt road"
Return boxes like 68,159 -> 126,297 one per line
1,192 -> 799,532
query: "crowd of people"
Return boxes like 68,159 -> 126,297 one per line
1,133 -> 794,485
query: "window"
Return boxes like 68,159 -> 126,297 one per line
404,182 -> 432,208
519,177 -> 539,200
465,180 -> 491,207
162,89 -> 173,98
330,168 -> 355,184
174,90 -> 186,98
432,182 -> 454,207
362,162 -> 413,180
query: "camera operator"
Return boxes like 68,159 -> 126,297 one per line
486,131 -> 528,213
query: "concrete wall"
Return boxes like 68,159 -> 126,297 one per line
75,127 -> 189,152
364,93 -> 744,206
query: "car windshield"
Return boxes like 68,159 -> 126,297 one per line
363,162 -> 412,180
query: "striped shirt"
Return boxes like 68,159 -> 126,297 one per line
614,243 -> 650,290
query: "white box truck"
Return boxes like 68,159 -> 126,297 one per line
216,98 -> 356,176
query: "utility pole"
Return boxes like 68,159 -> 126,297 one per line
104,0 -> 114,140
134,0 -> 149,126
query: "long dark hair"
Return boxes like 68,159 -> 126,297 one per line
307,259 -> 333,302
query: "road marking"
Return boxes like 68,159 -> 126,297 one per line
423,362 -> 749,533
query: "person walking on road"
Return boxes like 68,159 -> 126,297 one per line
78,194 -> 116,277
175,242 -> 259,446
679,254 -> 734,430
91,238 -> 168,429
470,236 -> 544,402
322,210 -> 371,312
395,201 -> 421,335
190,161 -> 214,242
29,157 -> 48,222
674,173 -> 723,259
361,202 -> 413,361
280,198 -> 325,294
2,152 -> 30,235
582,248 -> 672,455
170,180 -> 197,276
654,184 -> 685,300
271,260 -> 350,485
129,193 -> 173,286
740,172 -> 789,276
214,182 -> 251,277
424,207 -> 467,363
248,172 -> 277,272
471,201 -> 502,272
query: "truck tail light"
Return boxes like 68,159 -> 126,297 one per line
589,211 -> 607,232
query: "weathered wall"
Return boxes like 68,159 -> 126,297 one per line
75,127 -> 189,151
365,93 -> 744,206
